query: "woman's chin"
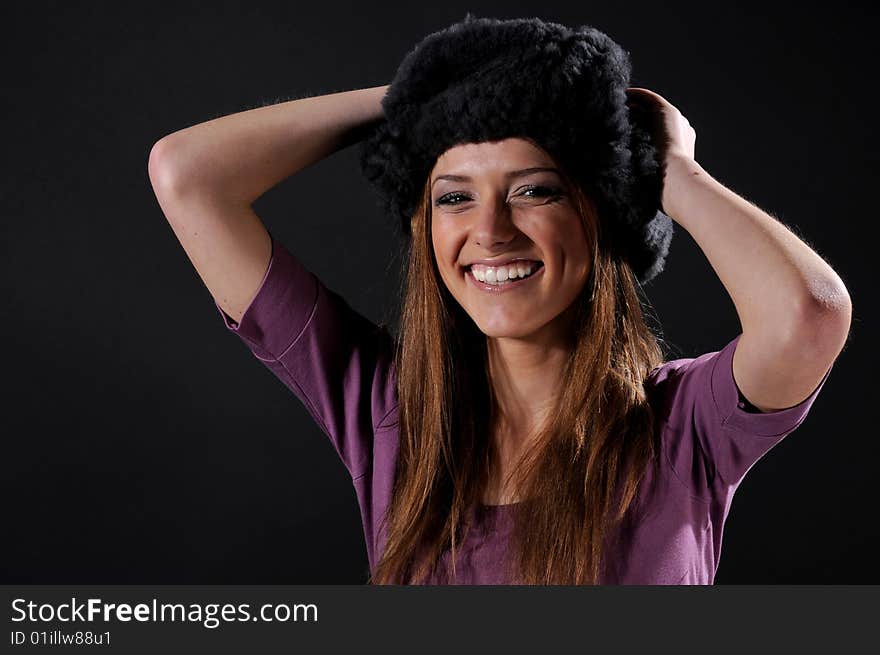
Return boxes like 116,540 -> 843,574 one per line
473,318 -> 541,340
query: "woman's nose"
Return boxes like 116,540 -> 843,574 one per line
471,197 -> 517,247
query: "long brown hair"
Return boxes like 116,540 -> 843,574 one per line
369,162 -> 667,584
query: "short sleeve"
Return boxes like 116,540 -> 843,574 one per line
648,332 -> 833,500
213,230 -> 398,480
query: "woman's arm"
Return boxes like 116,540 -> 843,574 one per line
150,84 -> 389,202
147,84 -> 389,323
628,88 -> 852,413
663,155 -> 851,412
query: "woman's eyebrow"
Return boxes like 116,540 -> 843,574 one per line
431,167 -> 561,188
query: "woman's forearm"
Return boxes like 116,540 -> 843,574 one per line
151,84 -> 390,204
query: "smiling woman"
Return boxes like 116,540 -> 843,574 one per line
154,13 -> 844,586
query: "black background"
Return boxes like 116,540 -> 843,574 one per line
2,1 -> 876,583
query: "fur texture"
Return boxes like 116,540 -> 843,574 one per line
359,13 -> 674,285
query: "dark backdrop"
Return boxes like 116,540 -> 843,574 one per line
2,1 -> 876,583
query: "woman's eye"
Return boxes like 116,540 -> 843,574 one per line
436,192 -> 470,206
435,186 -> 563,206
521,185 -> 562,198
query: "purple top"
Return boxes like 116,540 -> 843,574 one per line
214,233 -> 833,584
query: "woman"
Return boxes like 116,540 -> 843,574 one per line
148,15 -> 851,584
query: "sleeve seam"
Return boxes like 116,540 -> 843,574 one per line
719,419 -> 803,439
275,274 -> 321,361
709,346 -> 731,425
274,351 -> 371,479
270,354 -> 334,442
373,400 -> 401,433
240,277 -> 327,435
659,415 -> 713,505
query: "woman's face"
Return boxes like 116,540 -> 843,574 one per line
430,137 -> 593,340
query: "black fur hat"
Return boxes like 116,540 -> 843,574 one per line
358,13 -> 674,285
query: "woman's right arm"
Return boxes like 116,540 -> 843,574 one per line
147,84 -> 389,324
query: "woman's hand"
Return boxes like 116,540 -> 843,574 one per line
626,87 -> 698,216
626,87 -> 696,164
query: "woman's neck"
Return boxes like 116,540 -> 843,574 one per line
487,335 -> 568,437
483,311 -> 576,503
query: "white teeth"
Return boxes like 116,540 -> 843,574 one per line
470,262 -> 541,286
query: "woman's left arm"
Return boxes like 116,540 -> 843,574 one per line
628,88 -> 853,413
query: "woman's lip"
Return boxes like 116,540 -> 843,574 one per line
467,258 -> 543,267
465,264 -> 545,293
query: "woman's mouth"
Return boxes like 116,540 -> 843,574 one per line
466,261 -> 545,292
